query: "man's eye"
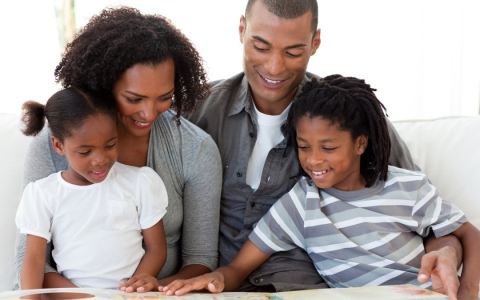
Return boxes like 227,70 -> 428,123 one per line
286,51 -> 303,58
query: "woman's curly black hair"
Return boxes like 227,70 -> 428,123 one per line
285,74 -> 391,187
55,6 -> 209,117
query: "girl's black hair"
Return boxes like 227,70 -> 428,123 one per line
21,88 -> 116,142
55,6 -> 209,117
285,74 -> 391,186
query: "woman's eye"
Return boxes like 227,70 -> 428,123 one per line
126,97 -> 141,104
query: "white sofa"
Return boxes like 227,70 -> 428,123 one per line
1,113 -> 479,291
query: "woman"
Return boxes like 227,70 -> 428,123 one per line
16,7 -> 221,290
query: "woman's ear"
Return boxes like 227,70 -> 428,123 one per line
51,136 -> 65,156
355,135 -> 368,155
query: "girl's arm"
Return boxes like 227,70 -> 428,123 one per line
452,222 -> 480,299
161,240 -> 270,296
121,221 -> 167,292
17,129 -> 65,288
21,235 -> 47,289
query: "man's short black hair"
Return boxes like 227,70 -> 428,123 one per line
245,0 -> 318,32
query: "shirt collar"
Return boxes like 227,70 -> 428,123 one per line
227,73 -> 314,117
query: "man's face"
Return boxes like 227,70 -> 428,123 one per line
240,1 -> 320,115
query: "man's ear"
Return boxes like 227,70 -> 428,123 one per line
51,136 -> 65,156
239,15 -> 246,43
310,29 -> 321,55
356,135 -> 368,155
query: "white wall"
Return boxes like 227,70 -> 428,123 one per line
1,0 -> 479,120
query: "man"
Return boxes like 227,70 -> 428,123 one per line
189,0 -> 462,296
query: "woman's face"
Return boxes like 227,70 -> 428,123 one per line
113,59 -> 175,138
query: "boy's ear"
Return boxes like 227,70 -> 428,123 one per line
51,136 -> 65,156
356,135 -> 368,155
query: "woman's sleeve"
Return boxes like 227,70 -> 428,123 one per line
16,129 -> 62,287
181,134 -> 222,271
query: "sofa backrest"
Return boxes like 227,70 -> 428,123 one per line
394,116 -> 480,229
0,113 -> 30,291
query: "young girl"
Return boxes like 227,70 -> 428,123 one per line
16,88 -> 168,292
161,75 -> 480,298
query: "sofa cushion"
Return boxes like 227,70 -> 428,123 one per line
394,117 -> 480,229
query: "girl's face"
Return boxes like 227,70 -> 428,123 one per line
52,113 -> 118,185
296,116 -> 367,191
113,59 -> 175,138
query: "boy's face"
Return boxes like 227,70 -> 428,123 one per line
52,113 -> 118,185
239,0 -> 320,115
296,116 -> 367,191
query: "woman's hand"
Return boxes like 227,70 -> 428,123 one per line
159,271 -> 225,296
120,274 -> 159,293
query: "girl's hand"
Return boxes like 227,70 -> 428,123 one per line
119,274 -> 159,293
159,271 -> 224,296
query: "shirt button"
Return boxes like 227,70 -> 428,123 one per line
236,172 -> 243,177
249,132 -> 254,138
250,202 -> 255,208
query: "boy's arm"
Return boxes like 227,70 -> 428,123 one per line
452,222 -> 480,299
161,240 -> 270,296
21,235 -> 47,289
121,221 -> 166,292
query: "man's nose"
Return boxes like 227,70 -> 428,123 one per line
265,52 -> 286,76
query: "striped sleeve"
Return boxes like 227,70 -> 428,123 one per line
412,174 -> 467,238
249,181 -> 306,254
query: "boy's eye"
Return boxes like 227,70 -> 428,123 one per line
322,147 -> 338,152
106,142 -> 117,149
78,150 -> 91,156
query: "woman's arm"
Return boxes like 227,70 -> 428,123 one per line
162,240 -> 270,295
121,221 -> 167,292
165,134 -> 222,284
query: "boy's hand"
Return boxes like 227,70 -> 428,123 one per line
417,245 -> 460,299
159,271 -> 224,296
119,274 -> 159,293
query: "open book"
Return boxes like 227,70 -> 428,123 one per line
0,284 -> 447,300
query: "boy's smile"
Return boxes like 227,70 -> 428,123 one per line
296,116 -> 367,191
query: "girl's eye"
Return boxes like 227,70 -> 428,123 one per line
78,150 -> 91,156
297,145 -> 310,150
323,147 -> 338,152
106,142 -> 117,149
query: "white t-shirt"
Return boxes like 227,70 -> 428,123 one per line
246,103 -> 291,190
15,162 -> 168,289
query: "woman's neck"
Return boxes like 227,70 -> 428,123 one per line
117,125 -> 150,167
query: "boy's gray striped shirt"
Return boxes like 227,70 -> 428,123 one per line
249,166 -> 466,288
